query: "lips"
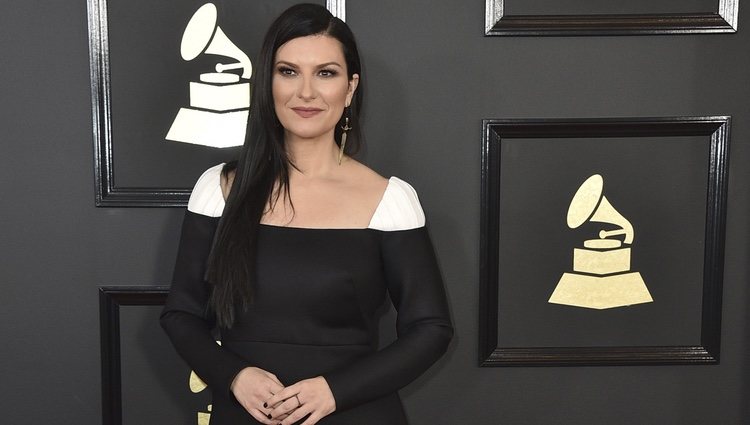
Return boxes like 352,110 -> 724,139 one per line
291,107 -> 323,118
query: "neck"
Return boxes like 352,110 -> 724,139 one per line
284,130 -> 342,177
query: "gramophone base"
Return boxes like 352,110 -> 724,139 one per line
166,108 -> 248,148
198,411 -> 210,425
548,271 -> 653,310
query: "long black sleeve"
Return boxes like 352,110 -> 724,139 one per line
160,210 -> 249,398
323,226 -> 453,410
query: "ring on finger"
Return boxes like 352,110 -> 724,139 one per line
294,395 -> 301,407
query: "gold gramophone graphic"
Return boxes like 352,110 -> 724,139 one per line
189,370 -> 212,425
548,174 -> 653,309
166,3 -> 252,148
188,340 -> 223,425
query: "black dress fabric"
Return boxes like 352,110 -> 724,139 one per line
161,211 -> 453,424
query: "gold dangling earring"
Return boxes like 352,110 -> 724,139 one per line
338,111 -> 352,165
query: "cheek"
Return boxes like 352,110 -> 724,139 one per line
325,84 -> 351,108
272,79 -> 288,105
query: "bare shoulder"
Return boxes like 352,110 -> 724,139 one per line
343,158 -> 388,195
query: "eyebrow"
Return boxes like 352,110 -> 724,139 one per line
275,60 -> 344,69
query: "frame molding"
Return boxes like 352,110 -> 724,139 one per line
87,0 -> 346,207
99,286 -> 168,425
485,0 -> 739,36
327,0 -> 346,22
479,116 -> 730,366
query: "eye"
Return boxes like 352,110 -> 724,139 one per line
318,69 -> 338,78
277,66 -> 297,77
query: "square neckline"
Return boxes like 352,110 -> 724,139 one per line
257,176 -> 395,231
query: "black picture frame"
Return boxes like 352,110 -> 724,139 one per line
87,0 -> 346,207
479,116 -> 730,366
99,286 -> 169,425
485,0 -> 739,36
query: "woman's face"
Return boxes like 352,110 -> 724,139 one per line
272,34 -> 359,143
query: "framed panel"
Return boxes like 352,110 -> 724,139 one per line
99,286 -> 202,425
485,0 -> 738,36
479,116 -> 730,366
87,0 -> 346,207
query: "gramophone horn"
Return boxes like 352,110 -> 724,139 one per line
567,174 -> 603,228
180,3 -> 252,79
566,174 -> 634,244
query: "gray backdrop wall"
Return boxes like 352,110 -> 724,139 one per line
2,0 -> 749,424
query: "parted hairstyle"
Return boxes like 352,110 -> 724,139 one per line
205,3 -> 364,328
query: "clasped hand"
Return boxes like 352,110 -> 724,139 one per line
231,367 -> 335,425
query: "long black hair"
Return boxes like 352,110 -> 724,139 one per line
206,3 -> 364,328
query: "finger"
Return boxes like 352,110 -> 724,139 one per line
263,394 -> 288,410
248,408 -> 275,425
241,392 -> 271,414
280,405 -> 311,425
265,385 -> 299,408
266,399 -> 284,410
276,412 -> 291,420
238,395 -> 275,419
269,397 -> 299,419
299,412 -> 322,425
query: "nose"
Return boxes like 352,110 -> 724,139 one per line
297,75 -> 316,100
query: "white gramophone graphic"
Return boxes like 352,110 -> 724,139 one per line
548,174 -> 653,309
166,3 -> 252,148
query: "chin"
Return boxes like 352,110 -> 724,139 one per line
283,124 -> 336,141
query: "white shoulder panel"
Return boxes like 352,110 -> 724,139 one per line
187,163 -> 226,217
368,177 -> 426,231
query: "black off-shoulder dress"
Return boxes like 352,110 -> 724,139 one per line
161,165 -> 453,424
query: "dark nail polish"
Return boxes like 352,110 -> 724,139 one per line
267,413 -> 272,419
263,402 -> 268,408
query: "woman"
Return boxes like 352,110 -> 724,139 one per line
161,4 -> 452,425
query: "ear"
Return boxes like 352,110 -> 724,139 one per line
345,73 -> 360,107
